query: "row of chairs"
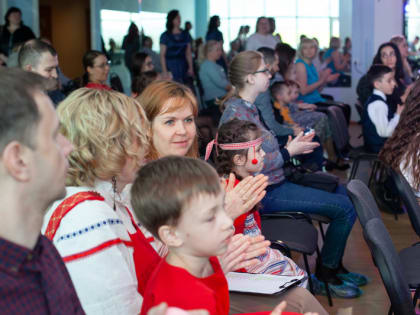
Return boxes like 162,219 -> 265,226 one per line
347,168 -> 420,315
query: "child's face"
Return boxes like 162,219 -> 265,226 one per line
375,72 -> 396,95
290,85 -> 299,102
244,144 -> 265,175
174,191 -> 234,257
275,86 -> 293,104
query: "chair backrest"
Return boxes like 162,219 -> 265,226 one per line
363,218 -> 416,315
347,179 -> 381,228
389,168 -> 420,237
355,101 -> 363,121
326,105 -> 349,153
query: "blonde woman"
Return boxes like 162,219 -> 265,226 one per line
198,40 -> 232,121
295,38 -> 351,124
42,88 -> 154,314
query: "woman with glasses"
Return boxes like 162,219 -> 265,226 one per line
81,50 -> 112,90
219,50 -> 367,299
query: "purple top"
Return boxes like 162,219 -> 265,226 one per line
0,235 -> 84,315
219,97 -> 288,185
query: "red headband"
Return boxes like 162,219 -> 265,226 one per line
204,135 -> 264,161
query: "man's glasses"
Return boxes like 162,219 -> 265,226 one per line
253,68 -> 270,75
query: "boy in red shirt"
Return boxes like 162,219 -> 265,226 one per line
131,156 -> 312,315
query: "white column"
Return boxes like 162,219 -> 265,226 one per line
90,0 -> 102,50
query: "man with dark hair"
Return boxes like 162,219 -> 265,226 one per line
0,68 -> 82,314
18,39 -> 65,105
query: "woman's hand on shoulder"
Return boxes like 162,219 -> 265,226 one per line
223,173 -> 268,220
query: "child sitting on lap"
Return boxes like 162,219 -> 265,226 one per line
131,156 -> 316,315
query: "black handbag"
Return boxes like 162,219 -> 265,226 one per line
284,162 -> 339,193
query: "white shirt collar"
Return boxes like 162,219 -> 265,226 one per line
373,89 -> 386,100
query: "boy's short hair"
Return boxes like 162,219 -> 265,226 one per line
131,156 -> 222,239
257,47 -> 276,65
367,64 -> 392,87
270,81 -> 289,97
286,79 -> 300,88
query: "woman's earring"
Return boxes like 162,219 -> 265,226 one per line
112,176 -> 117,211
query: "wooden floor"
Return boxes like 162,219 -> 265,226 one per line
229,124 -> 420,315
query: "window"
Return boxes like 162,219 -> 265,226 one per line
101,10 -> 166,52
209,0 -> 339,50
405,0 -> 420,49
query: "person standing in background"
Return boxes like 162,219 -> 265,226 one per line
246,17 -> 279,51
122,23 -> 141,72
206,15 -> 228,72
0,7 -> 35,61
160,10 -> 194,84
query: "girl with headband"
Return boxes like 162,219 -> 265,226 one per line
219,51 -> 367,298
207,118 -> 328,315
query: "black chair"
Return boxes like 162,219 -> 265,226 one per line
347,179 -> 382,225
347,179 -> 420,310
260,212 -> 333,306
348,152 -> 379,185
309,214 -> 331,242
363,218 -> 416,315
389,168 -> 420,238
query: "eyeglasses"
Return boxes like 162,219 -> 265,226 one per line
253,68 -> 270,75
381,52 -> 395,58
94,60 -> 111,69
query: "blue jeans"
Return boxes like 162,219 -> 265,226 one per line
261,181 -> 356,269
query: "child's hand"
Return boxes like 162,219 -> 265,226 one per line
224,173 -> 268,220
397,104 -> 405,115
271,301 -> 319,315
401,83 -> 413,103
271,301 -> 287,315
219,234 -> 270,273
148,303 -> 209,315
298,103 -> 317,111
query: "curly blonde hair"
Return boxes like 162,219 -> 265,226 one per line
136,80 -> 198,160
58,88 -> 150,186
